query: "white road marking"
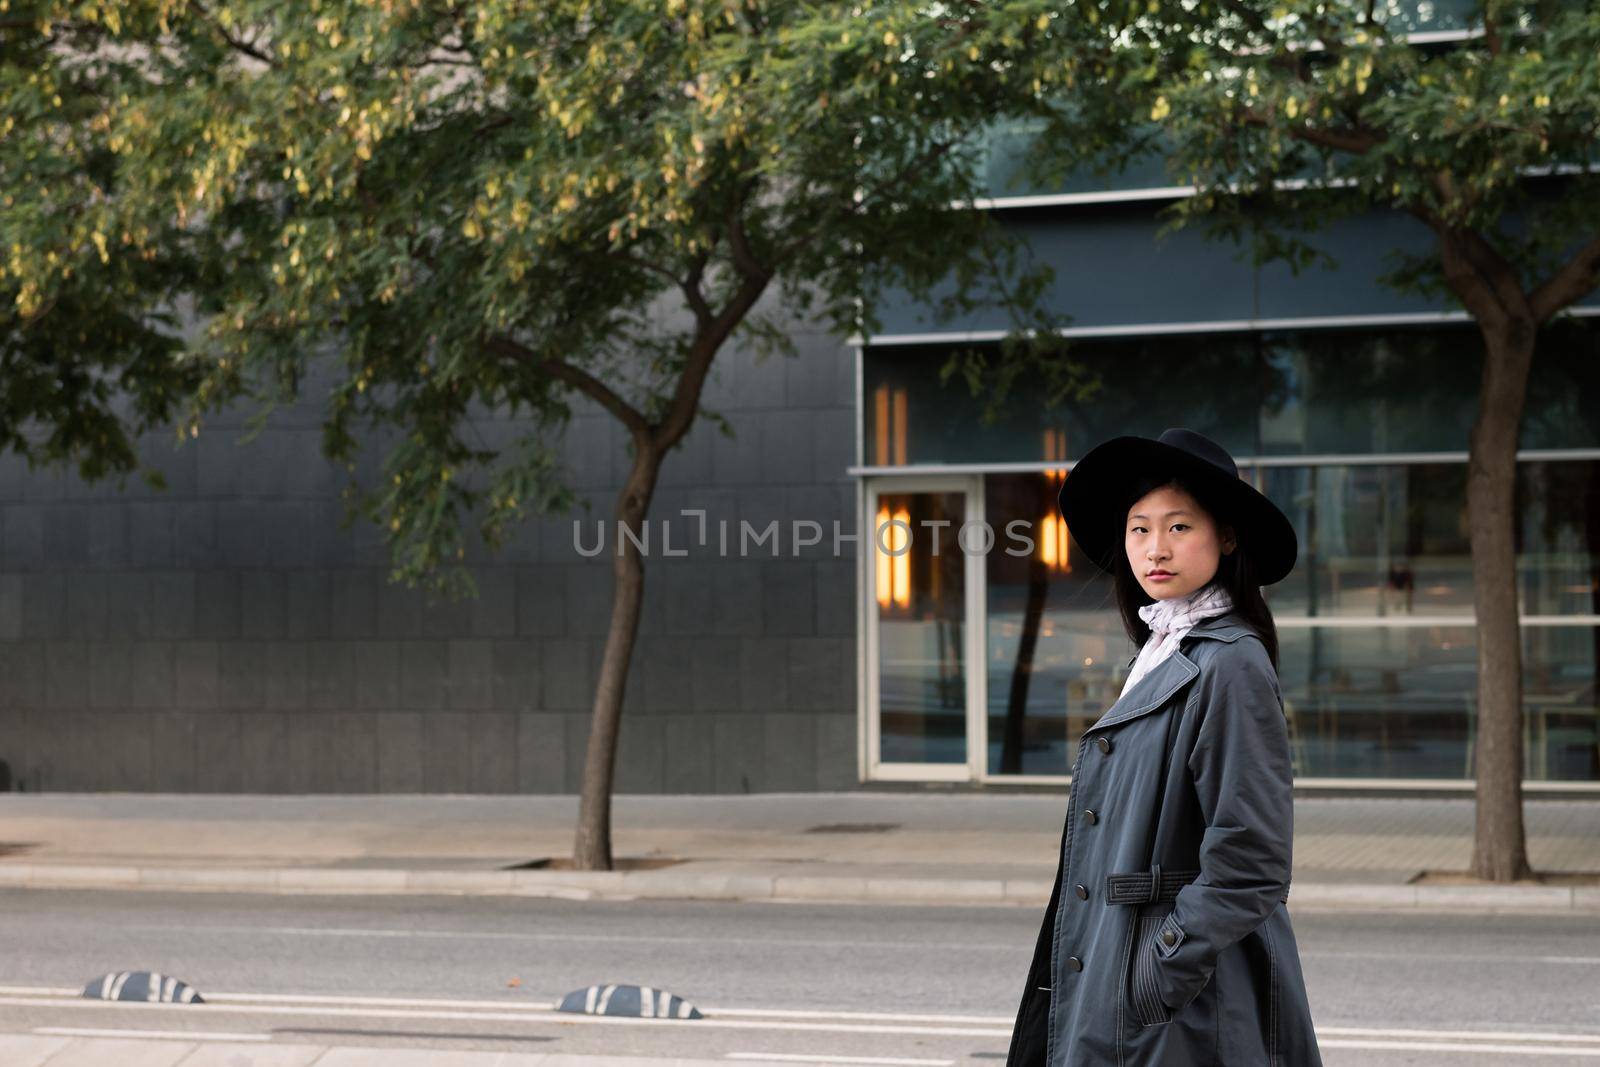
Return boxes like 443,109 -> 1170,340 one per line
726,1055 -> 953,1065
122,922 -> 1019,952
1319,1026 -> 1600,1044
0,995 -> 1011,1037
1320,1038 -> 1600,1057
0,985 -> 1015,1024
6,987 -> 1600,1053
1303,950 -> 1600,965
34,1026 -> 268,1042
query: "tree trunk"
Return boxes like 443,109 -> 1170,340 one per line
1466,319 -> 1537,882
573,446 -> 663,871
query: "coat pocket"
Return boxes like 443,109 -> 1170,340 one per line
1126,903 -> 1174,1027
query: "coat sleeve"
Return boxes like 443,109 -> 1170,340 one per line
1150,637 -> 1294,1012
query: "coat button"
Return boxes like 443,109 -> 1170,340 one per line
1074,883 -> 1088,900
1095,736 -> 1112,754
1083,808 -> 1098,824
1067,956 -> 1083,972
1161,930 -> 1177,947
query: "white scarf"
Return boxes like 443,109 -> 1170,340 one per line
1118,581 -> 1234,699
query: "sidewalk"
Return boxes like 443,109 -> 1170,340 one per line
1,793 -> 1597,912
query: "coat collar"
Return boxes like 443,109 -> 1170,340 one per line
1088,612 -> 1255,734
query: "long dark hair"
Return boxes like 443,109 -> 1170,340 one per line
1108,469 -> 1280,671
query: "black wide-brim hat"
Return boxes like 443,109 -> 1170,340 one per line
1057,427 -> 1298,587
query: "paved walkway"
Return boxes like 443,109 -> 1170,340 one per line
0,793 -> 1597,911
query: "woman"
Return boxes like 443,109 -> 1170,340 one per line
1006,427 -> 1322,1066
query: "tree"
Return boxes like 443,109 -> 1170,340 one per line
1,5 -> 208,492
7,0 -> 1093,868
1023,1 -> 1600,880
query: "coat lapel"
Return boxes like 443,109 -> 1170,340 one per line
1088,649 -> 1197,734
1087,612 -> 1256,734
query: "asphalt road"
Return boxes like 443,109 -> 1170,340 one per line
0,889 -> 1597,1064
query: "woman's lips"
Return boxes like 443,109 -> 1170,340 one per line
1148,572 -> 1174,581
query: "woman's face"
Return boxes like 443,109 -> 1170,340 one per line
1124,482 -> 1235,601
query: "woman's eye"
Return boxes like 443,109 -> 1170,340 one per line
1171,524 -> 1188,532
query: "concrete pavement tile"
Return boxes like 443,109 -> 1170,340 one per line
275,869 -> 410,893
173,1044 -> 325,1066
1001,878 -> 1051,903
26,864 -> 142,887
527,1058 -> 798,1066
1286,884 -> 1417,908
627,872 -> 773,900
0,1035 -> 69,1067
404,870 -> 517,894
140,867 -> 280,892
770,874 -> 868,899
510,870 -> 627,892
865,877 -> 1006,902
1412,884 -> 1574,909
39,1037 -> 196,1067
505,884 -> 600,901
1573,888 -> 1600,911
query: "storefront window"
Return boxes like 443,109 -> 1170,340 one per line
982,464 -> 1599,781
863,321 -> 1600,468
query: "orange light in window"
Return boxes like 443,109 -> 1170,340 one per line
874,503 -> 912,609
873,385 -> 908,466
1040,512 -> 1072,573
1043,427 -> 1069,484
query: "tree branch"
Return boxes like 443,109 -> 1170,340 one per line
1238,106 -> 1383,154
652,273 -> 768,452
1529,233 -> 1600,322
725,185 -> 771,283
192,3 -> 277,68
603,249 -> 682,289
483,335 -> 649,437
680,250 -> 713,331
1483,2 -> 1502,57
769,137 -> 959,269
1408,204 -> 1533,335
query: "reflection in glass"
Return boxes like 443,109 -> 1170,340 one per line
875,491 -> 968,764
1280,625 -> 1477,779
862,321 -> 1600,468
1257,462 -> 1475,618
1259,460 -> 1599,619
980,466 -> 1599,782
984,472 -> 1132,777
1281,624 -> 1598,782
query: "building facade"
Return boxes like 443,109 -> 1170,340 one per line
2,64 -> 1596,795
853,136 -> 1600,792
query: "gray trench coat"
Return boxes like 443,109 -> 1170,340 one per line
1006,612 -> 1322,1067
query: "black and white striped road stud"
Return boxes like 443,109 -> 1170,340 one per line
557,983 -> 702,1019
82,972 -> 204,1004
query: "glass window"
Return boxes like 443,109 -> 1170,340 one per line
1256,462 -> 1475,618
1279,623 -> 1478,780
863,338 -> 1258,468
1258,460 -> 1599,618
983,472 -> 1123,777
981,466 -> 1599,782
875,489 -> 970,765
1257,329 -> 1481,456
862,321 -> 1600,468
1281,623 -> 1598,782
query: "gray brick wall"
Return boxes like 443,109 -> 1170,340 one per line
0,323 -> 861,794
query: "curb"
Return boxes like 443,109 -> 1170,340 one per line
2,863 -> 1598,911
0,863 -> 1051,906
